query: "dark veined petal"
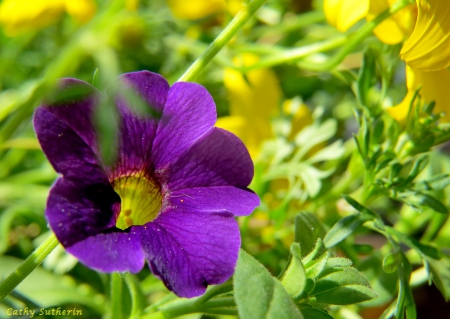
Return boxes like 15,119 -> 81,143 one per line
47,178 -> 119,247
67,227 -> 145,273
160,127 -> 253,191
141,209 -> 240,297
151,82 -> 217,170
41,78 -> 99,152
111,71 -> 170,176
169,186 -> 259,216
34,107 -> 109,188
401,0 -> 450,71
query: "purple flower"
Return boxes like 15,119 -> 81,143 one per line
34,71 -> 259,297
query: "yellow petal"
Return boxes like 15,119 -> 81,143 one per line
324,0 -> 369,32
367,0 -> 416,45
401,0 -> 450,71
216,115 -> 259,159
282,99 -> 313,140
0,0 -> 65,35
64,0 -> 96,24
222,54 -> 282,158
387,66 -> 450,122
167,0 -> 226,20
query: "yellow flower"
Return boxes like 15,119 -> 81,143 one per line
0,0 -> 96,36
387,66 -> 450,122
401,0 -> 450,71
167,0 -> 242,20
323,0 -> 369,32
323,0 -> 415,44
216,54 -> 282,158
366,0 -> 416,45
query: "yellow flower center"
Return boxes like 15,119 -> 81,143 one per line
112,173 -> 162,230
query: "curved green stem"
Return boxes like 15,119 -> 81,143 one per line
178,0 -> 267,82
111,273 -> 123,319
0,232 -> 59,301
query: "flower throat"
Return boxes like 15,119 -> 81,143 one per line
112,173 -> 162,230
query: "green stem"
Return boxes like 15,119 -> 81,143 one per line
124,274 -> 144,318
177,0 -> 267,82
111,273 -> 123,319
241,0 -> 414,72
0,233 -> 59,301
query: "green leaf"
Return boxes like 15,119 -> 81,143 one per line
294,212 -> 327,258
415,193 -> 448,215
0,256 -> 103,311
404,155 -> 429,185
427,257 -> 450,301
302,238 -> 325,265
356,49 -> 377,109
414,174 -> 450,191
299,306 -> 333,319
383,251 -> 401,274
342,195 -> 378,219
325,257 -> 353,269
234,250 -> 303,319
305,252 -> 329,279
385,227 -> 442,260
310,268 -> 377,305
280,243 -> 306,298
324,213 -> 372,248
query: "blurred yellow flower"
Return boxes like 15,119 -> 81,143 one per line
0,0 -> 96,36
167,0 -> 242,20
216,54 -> 282,158
217,54 -> 314,158
401,0 -> 450,71
323,0 -> 415,44
323,0 -> 369,32
387,67 -> 450,122
366,0 -> 416,45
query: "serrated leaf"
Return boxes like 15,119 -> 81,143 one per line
280,243 -> 306,298
234,250 -> 303,319
310,268 -> 377,305
294,212 -> 327,258
383,252 -> 401,274
324,213 -> 372,248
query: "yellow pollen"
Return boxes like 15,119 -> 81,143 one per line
112,173 -> 162,230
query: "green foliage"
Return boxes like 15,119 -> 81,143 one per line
1,0 -> 450,318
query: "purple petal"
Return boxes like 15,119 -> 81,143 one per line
151,82 -> 217,170
169,186 -> 259,216
110,71 -> 170,177
67,228 -> 145,273
34,107 -> 109,188
160,128 -> 253,191
47,178 -> 119,247
142,209 -> 240,297
41,78 -> 99,151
